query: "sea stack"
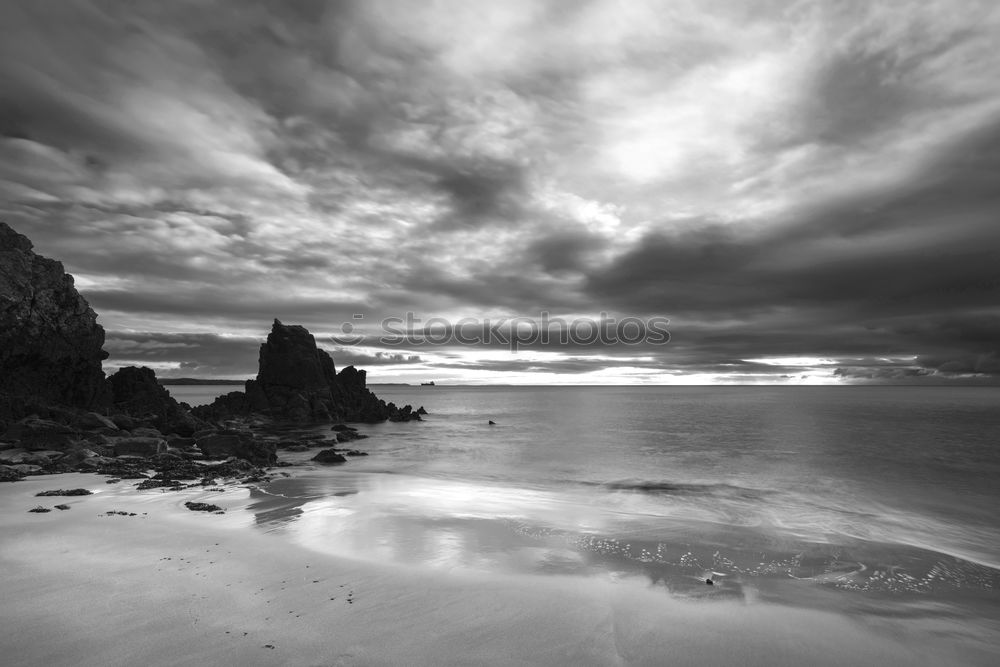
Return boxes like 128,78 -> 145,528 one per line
248,319 -> 341,422
194,319 -> 423,424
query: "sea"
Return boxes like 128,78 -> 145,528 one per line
168,384 -> 1000,657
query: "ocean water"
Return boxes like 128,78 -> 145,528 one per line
170,385 -> 1000,655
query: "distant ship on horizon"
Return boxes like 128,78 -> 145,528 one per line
420,380 -> 436,386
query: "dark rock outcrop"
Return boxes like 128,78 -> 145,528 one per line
74,412 -> 119,431
0,222 -> 110,414
0,448 -> 63,466
107,366 -> 202,436
192,391 -> 249,421
184,501 -> 223,513
0,222 -> 206,456
194,430 -> 276,466
0,224 -> 408,480
111,436 -> 167,458
336,430 -> 368,443
194,319 -> 424,424
252,320 -> 337,421
1,418 -> 80,451
36,488 -> 92,497
311,448 -> 347,464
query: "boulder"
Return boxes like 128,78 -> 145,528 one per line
112,437 -> 167,457
1,418 -> 79,451
0,222 -> 111,414
79,456 -> 116,469
0,448 -> 60,466
195,431 -> 276,466
36,488 -> 92,497
59,447 -> 100,467
0,464 -> 23,482
110,414 -> 136,431
129,427 -> 164,438
73,412 -> 119,431
311,448 -> 347,464
184,501 -> 223,513
0,448 -> 31,464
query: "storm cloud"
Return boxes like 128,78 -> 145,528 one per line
2,0 -> 999,383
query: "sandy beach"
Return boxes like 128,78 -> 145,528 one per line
2,472 -> 996,667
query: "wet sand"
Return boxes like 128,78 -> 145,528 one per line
1,473 -> 997,666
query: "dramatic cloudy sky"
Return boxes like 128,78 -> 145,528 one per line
2,0 -> 999,384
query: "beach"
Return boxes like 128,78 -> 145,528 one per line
3,464 -> 997,666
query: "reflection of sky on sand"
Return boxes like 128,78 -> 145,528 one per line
247,470 -> 1000,608
268,473 -> 614,572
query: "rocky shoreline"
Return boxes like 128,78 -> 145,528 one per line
0,220 -> 425,488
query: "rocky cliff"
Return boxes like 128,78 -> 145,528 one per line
0,222 -> 110,414
0,221 -> 206,434
0,222 -> 273,480
194,319 -> 423,423
0,222 -> 411,485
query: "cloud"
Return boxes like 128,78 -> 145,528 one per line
0,5 -> 307,209
102,331 -> 261,377
323,348 -> 424,368
3,0 -> 1000,383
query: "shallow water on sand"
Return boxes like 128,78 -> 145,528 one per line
172,385 -> 1000,658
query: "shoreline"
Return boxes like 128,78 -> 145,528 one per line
2,472 -> 997,666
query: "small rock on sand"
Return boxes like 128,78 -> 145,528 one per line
184,501 -> 224,513
36,488 -> 93,497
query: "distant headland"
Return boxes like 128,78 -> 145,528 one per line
157,378 -> 247,386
